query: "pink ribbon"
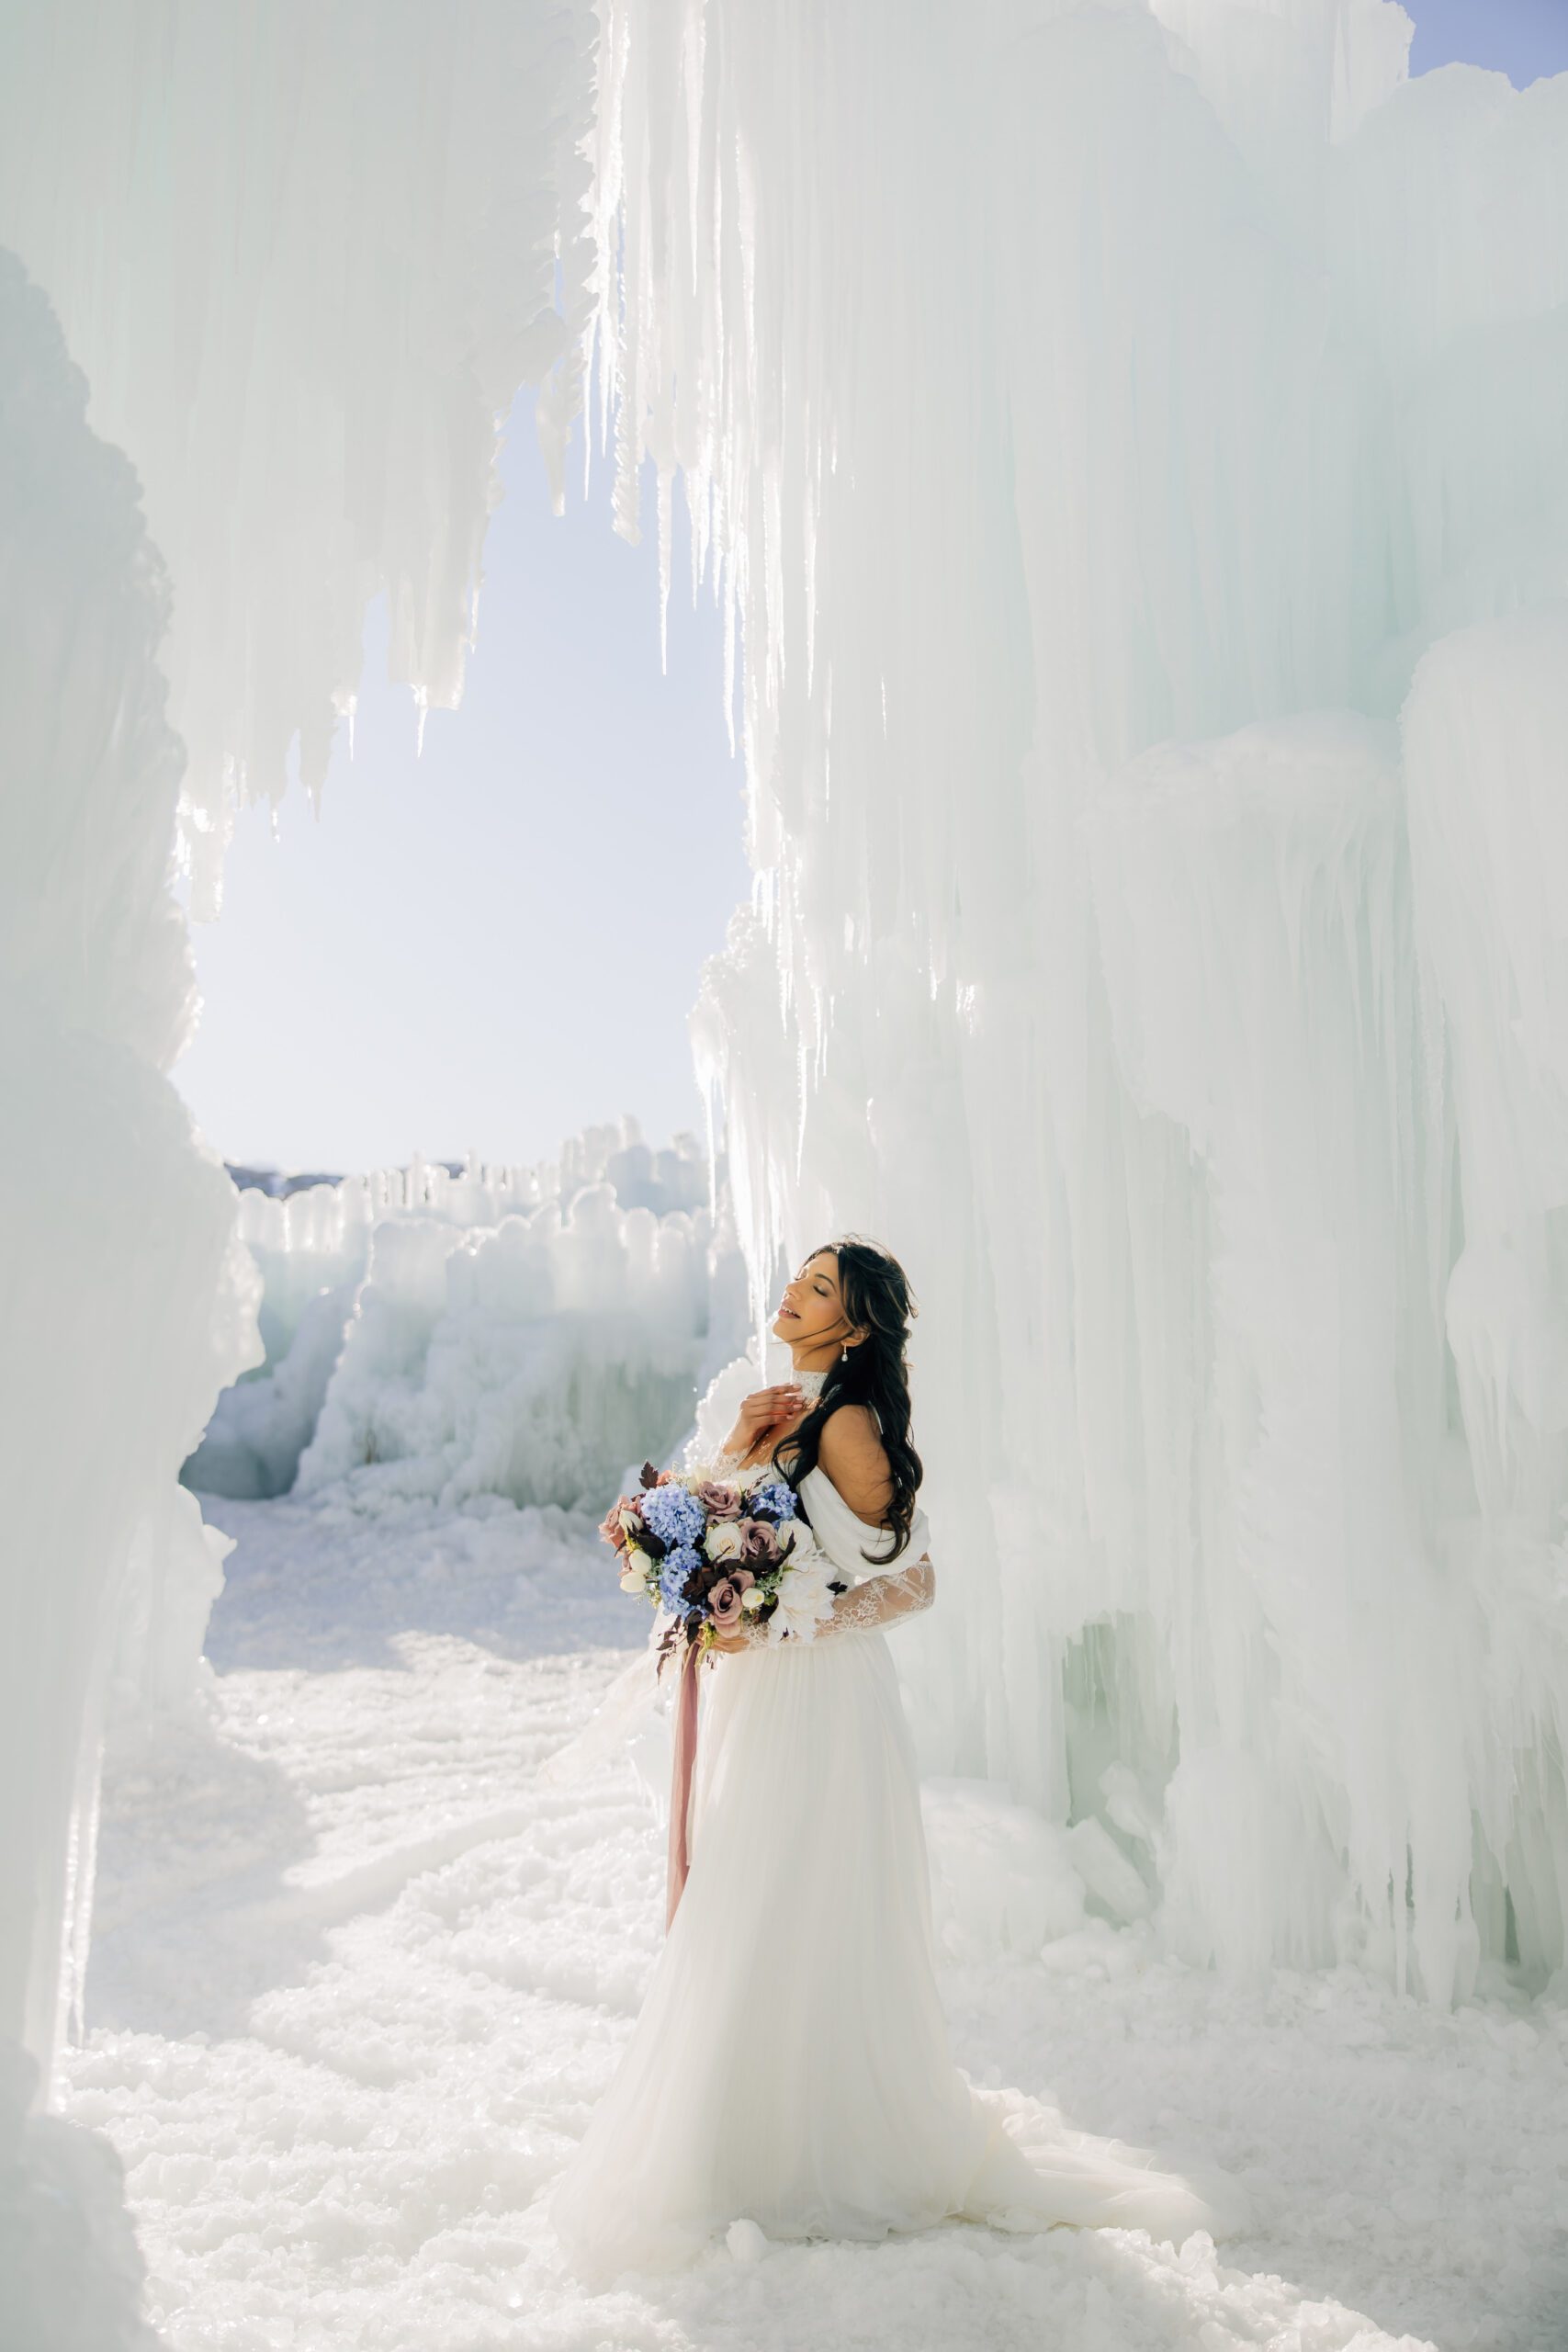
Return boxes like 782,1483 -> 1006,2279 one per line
666,1637 -> 703,1929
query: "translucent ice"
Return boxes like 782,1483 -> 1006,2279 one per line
0,0 -> 598,914
190,1128 -> 748,1512
594,0 -> 1568,1999
0,254 -> 255,2115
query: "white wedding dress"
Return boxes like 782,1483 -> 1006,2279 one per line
547,1452 -> 1245,2283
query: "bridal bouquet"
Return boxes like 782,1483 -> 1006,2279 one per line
599,1458 -> 839,1661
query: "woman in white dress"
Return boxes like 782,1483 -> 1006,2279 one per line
549,1238 -> 1246,2282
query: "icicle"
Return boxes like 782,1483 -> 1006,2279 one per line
0,0 -> 600,917
658,464 -> 673,673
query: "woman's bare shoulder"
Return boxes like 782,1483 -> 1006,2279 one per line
818,1402 -> 893,1516
818,1398 -> 881,1447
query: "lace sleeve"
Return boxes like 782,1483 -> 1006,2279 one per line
814,1551 -> 935,1637
682,1428 -> 748,1477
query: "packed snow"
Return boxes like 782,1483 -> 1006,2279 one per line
41,1485 -> 1568,2350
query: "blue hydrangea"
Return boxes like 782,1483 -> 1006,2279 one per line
745,1480 -> 797,1525
658,1545 -> 703,1612
639,1483 -> 707,1548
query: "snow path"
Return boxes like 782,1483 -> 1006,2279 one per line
58,1493 -> 1568,2350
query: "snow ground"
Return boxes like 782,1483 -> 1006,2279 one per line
59,1491 -> 1568,2352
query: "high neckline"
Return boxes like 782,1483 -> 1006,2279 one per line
794,1363 -> 829,1398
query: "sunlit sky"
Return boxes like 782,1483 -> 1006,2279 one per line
170,0 -> 1568,1178
173,422 -> 745,1176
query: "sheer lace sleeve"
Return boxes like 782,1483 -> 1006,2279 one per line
712,1548 -> 936,1650
682,1430 -> 749,1478
813,1551 -> 935,1638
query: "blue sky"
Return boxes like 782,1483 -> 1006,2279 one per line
171,0 -> 1568,1177
1407,0 -> 1568,80
174,424 -> 744,1173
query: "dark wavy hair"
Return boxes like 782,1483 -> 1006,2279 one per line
769,1235 -> 924,1566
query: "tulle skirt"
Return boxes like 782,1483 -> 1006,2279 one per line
548,1628 -> 1239,2283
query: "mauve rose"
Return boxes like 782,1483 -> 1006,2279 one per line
694,1479 -> 743,1521
738,1518 -> 781,1565
707,1567 -> 755,1628
599,1498 -> 630,1554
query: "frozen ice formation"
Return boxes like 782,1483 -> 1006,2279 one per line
0,0 -> 602,2116
188,1129 -> 747,1510
598,0 -> 1568,2003
0,0 -> 598,915
0,254 -> 258,2104
3,5 -> 1568,2189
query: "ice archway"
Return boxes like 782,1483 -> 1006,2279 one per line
2,1 -> 1567,2176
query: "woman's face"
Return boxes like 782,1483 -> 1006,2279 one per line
771,1250 -> 851,1355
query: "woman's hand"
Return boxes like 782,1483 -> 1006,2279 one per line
721,1383 -> 807,1464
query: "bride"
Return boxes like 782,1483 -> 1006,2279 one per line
548,1236 -> 1247,2281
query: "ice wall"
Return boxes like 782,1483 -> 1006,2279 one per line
599,0 -> 1568,1998
0,247 -> 255,2125
0,0 -> 602,2120
189,1130 -> 746,1509
0,0 -> 597,914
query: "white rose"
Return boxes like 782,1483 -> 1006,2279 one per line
740,1586 -> 764,1611
706,1521 -> 743,1561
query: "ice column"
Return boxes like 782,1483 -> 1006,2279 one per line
1403,611 -> 1568,1981
0,0 -> 601,2098
0,255 -> 254,2089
